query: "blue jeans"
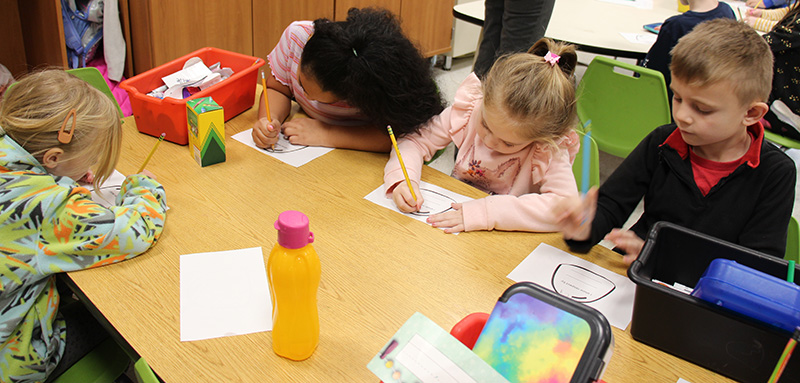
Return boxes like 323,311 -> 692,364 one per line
473,0 -> 556,78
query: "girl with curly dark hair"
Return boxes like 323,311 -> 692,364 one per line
252,7 -> 445,152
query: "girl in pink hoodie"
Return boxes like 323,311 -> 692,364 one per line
384,38 -> 580,233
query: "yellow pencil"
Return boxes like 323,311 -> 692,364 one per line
137,133 -> 165,173
260,71 -> 274,150
387,125 -> 417,202
260,71 -> 272,122
753,0 -> 764,11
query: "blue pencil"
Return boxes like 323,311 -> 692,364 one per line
581,120 -> 593,195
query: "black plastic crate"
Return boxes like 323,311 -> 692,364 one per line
628,222 -> 799,383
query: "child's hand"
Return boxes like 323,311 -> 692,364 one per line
747,8 -> 763,17
746,0 -> 764,8
252,117 -> 281,148
553,187 -> 599,241
428,203 -> 465,234
138,169 -> 157,180
283,118 -> 330,147
391,181 -> 424,213
744,15 -> 757,26
604,228 -> 645,265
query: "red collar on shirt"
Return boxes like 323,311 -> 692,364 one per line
660,122 -> 764,168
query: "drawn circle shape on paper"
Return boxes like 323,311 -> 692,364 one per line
264,134 -> 309,153
410,188 -> 456,216
550,263 -> 616,303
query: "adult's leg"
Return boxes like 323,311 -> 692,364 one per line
499,0 -> 556,55
474,0 -> 505,78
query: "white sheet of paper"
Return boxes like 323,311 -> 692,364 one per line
161,61 -> 212,89
364,181 -> 473,230
85,170 -> 126,207
507,243 -> 636,330
677,379 -> 692,383
619,32 -> 658,45
597,0 -> 653,9
180,247 -> 273,342
232,128 -> 333,167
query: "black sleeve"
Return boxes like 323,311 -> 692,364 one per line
738,149 -> 796,258
566,126 -> 671,253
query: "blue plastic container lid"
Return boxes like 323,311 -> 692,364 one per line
691,259 -> 800,333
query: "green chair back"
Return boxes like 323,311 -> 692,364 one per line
51,338 -> 130,383
786,216 -> 800,263
576,56 -> 671,158
764,129 -> 800,150
572,129 -> 600,192
66,67 -> 123,118
134,357 -> 160,383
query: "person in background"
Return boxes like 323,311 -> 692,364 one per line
642,0 -> 735,102
472,0 -> 556,79
747,0 -> 792,9
746,1 -> 800,140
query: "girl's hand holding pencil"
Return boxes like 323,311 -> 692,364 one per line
252,70 -> 280,149
391,180 -> 424,213
252,117 -> 281,148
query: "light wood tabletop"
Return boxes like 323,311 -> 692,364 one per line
66,94 -> 734,382
454,0 -> 678,59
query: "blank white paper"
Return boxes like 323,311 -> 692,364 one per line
180,247 -> 273,341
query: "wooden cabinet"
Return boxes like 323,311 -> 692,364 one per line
128,0 -> 254,74
128,0 -> 453,75
2,0 -> 68,78
252,0 -> 335,63
335,0 -> 453,57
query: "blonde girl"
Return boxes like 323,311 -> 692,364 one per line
0,69 -> 167,383
383,38 -> 580,234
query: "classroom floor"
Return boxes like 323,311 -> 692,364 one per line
429,52 -> 800,230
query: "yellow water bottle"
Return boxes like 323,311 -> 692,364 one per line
268,210 -> 321,361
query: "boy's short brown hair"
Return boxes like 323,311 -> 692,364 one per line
670,18 -> 773,105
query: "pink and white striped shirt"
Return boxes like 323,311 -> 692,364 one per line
268,21 -> 369,126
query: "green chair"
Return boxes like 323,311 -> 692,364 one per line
764,129 -> 800,151
66,67 -> 123,118
572,129 -> 600,192
785,216 -> 800,263
134,358 -> 160,383
51,338 -> 130,383
576,56 -> 672,158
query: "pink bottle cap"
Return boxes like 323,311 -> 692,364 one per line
274,211 -> 315,249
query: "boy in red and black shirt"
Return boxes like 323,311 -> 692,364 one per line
556,19 -> 796,263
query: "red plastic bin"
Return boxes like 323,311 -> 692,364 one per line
120,47 -> 264,145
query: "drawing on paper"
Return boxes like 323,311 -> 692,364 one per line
263,133 -> 308,154
410,188 -> 457,216
550,263 -> 616,303
90,184 -> 122,208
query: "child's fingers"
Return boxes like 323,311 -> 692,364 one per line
392,185 -> 417,213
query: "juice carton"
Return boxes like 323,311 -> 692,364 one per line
187,97 -> 225,167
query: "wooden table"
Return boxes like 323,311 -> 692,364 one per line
66,95 -> 733,382
454,0 -> 678,60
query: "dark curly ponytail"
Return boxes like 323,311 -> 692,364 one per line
301,7 -> 445,136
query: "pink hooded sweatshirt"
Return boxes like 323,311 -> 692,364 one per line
384,73 -> 580,232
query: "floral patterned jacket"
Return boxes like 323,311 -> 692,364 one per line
384,73 -> 579,232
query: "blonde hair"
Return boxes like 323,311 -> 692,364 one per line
483,38 -> 578,145
0,69 -> 122,190
670,18 -> 773,105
